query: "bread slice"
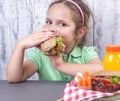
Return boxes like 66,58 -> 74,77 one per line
40,36 -> 56,55
91,70 -> 120,77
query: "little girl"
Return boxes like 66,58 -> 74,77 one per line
6,0 -> 103,82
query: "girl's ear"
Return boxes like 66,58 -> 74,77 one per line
76,26 -> 87,39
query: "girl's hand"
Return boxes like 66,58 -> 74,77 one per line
49,54 -> 65,70
17,28 -> 54,49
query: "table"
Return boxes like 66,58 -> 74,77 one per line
0,80 -> 67,101
1,80 -> 120,101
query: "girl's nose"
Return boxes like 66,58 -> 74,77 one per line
49,26 -> 57,33
49,26 -> 60,36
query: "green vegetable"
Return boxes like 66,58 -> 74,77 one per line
110,76 -> 120,85
56,36 -> 62,46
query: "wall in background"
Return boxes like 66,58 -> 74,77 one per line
0,0 -> 120,80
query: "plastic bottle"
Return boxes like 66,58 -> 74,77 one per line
103,45 -> 120,71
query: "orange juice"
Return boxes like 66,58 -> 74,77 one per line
104,45 -> 120,71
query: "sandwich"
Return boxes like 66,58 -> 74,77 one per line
40,36 -> 64,56
91,70 -> 120,92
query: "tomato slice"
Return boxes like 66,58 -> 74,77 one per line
100,78 -> 112,84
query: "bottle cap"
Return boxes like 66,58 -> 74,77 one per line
106,45 -> 120,52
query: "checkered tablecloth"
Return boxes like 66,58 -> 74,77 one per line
63,72 -> 120,101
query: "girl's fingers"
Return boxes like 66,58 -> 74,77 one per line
30,32 -> 54,47
36,27 -> 51,33
32,31 -> 55,40
22,29 -> 55,49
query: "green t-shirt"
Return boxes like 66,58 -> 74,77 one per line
28,46 -> 99,81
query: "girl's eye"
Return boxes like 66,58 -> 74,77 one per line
59,23 -> 66,27
46,21 -> 52,25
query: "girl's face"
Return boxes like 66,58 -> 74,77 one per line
44,3 -> 78,54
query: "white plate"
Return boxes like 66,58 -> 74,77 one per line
93,94 -> 120,101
